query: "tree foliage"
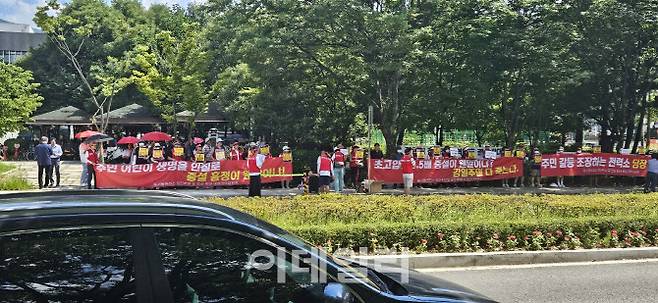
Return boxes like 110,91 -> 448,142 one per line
0,63 -> 43,135
22,0 -> 658,153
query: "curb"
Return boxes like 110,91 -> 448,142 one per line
350,247 -> 658,269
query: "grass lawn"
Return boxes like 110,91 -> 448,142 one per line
0,163 -> 33,190
0,162 -> 16,174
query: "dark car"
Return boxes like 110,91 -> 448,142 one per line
0,190 -> 496,303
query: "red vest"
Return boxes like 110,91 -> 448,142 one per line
87,149 -> 99,165
334,151 -> 345,166
319,156 -> 332,172
231,149 -> 241,160
401,155 -> 414,174
247,156 -> 260,174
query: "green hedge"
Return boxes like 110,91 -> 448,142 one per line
211,193 -> 658,253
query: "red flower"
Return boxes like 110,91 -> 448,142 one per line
436,232 -> 445,240
532,230 -> 542,237
507,235 -> 516,241
492,233 -> 500,240
555,230 -> 563,238
546,232 -> 553,238
564,236 -> 571,241
523,235 -> 530,241
611,229 -> 618,238
420,239 -> 428,245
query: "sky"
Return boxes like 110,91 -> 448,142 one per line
0,0 -> 200,28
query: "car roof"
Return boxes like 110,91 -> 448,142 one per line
0,190 -> 254,224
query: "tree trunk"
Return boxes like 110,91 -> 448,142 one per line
396,129 -> 405,146
504,81 -> 524,148
632,92 -> 649,153
438,126 -> 444,146
475,129 -> 484,147
575,120 -> 584,148
375,70 -> 402,158
381,127 -> 398,158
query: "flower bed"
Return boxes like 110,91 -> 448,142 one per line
211,193 -> 658,253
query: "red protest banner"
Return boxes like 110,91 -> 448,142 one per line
95,158 -> 293,189
369,157 -> 523,184
540,153 -> 648,177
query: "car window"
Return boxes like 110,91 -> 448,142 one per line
0,228 -> 137,303
153,227 -> 355,303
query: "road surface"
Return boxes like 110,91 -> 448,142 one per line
423,259 -> 658,303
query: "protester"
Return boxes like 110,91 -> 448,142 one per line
193,143 -> 205,162
370,143 -> 384,159
317,150 -> 333,194
120,143 -> 135,164
79,141 -> 89,187
184,137 -> 196,160
230,142 -> 242,160
401,148 -> 416,194
13,142 -> 20,160
171,140 -> 185,161
202,139 -> 214,163
151,142 -> 165,163
415,146 -> 426,160
280,146 -> 292,189
303,168 -> 319,194
214,139 -> 227,161
349,145 -> 363,188
530,149 -> 542,187
134,142 -> 150,165
331,147 -> 346,193
35,136 -> 53,189
247,145 -> 266,197
49,138 -> 62,187
555,146 -> 566,188
85,143 -> 99,189
513,146 -> 526,187
645,153 -> 658,193
502,147 -> 512,188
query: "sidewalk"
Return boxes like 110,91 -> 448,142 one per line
350,247 -> 658,270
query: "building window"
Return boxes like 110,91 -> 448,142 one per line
0,50 -> 27,64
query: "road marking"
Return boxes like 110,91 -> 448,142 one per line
417,258 -> 658,273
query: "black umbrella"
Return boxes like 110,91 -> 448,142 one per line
84,133 -> 113,143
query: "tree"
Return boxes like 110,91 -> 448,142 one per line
131,20 -> 211,138
0,62 -> 43,135
34,0 -> 146,132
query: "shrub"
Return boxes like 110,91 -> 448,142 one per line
210,193 -> 658,253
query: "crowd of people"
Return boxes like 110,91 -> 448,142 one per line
30,126 -> 658,195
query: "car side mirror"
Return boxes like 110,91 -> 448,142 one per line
323,282 -> 355,303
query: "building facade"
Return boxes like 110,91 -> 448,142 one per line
0,19 -> 46,64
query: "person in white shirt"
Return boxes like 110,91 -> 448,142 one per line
49,138 -> 63,187
247,145 -> 266,197
645,153 -> 658,192
79,142 -> 88,187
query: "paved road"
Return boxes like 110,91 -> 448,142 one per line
424,259 -> 658,303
